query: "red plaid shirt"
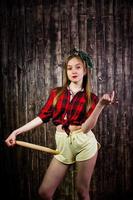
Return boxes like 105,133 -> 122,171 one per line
38,87 -> 99,133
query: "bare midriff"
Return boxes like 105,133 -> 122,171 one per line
56,124 -> 81,133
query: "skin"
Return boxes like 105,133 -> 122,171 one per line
5,57 -> 115,200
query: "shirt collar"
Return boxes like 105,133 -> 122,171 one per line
67,86 -> 84,95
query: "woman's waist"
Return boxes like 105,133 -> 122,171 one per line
56,124 -> 82,133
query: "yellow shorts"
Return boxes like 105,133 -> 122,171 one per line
54,129 -> 100,164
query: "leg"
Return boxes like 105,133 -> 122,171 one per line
38,157 -> 69,200
76,152 -> 98,200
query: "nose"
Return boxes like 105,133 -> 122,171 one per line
71,68 -> 77,74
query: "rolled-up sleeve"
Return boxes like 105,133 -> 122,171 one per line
38,89 -> 56,123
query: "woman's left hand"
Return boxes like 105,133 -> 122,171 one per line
99,91 -> 115,106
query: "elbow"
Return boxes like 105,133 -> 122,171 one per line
81,121 -> 96,133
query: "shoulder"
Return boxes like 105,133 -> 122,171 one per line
49,86 -> 65,97
50,87 -> 64,93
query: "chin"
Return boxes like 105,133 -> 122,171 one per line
72,80 -> 78,83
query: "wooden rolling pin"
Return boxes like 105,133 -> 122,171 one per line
16,140 -> 59,155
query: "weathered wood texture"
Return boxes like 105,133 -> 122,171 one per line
0,0 -> 133,200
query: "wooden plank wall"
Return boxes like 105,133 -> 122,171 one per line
0,0 -> 133,199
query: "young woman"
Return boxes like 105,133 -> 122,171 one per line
5,49 -> 115,200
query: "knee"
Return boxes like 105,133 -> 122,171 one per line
38,186 -> 52,200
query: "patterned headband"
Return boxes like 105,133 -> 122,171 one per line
69,48 -> 93,69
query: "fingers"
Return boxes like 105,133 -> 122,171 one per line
110,90 -> 115,102
103,94 -> 111,101
110,90 -> 119,104
100,90 -> 116,105
102,94 -> 112,102
5,135 -> 16,147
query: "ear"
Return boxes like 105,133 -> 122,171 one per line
84,66 -> 89,75
83,66 -> 87,75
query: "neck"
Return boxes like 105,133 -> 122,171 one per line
69,82 -> 82,92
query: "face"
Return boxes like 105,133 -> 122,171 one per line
66,57 -> 86,84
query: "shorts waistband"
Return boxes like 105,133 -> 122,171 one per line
56,129 -> 93,135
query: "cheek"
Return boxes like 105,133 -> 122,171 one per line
67,71 -> 71,78
80,69 -> 85,77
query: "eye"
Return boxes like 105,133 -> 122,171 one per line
76,65 -> 81,69
67,66 -> 72,70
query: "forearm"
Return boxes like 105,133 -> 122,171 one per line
81,103 -> 105,133
15,117 -> 43,136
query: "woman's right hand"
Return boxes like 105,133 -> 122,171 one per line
5,117 -> 43,147
5,130 -> 18,147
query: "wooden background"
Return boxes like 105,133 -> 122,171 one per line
0,0 -> 133,199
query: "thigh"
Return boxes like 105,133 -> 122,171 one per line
76,152 -> 98,188
39,157 -> 69,193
